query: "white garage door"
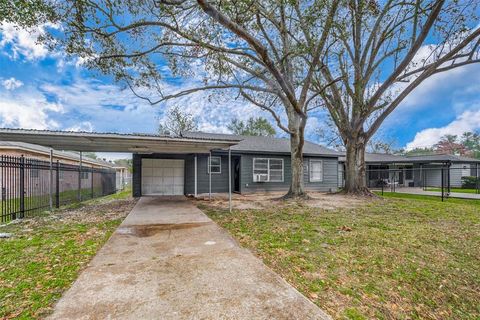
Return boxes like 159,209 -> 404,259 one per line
141,159 -> 184,195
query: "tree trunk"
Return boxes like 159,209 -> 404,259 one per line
343,136 -> 372,195
284,112 -> 308,199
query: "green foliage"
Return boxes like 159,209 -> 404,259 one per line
158,106 -> 198,137
227,117 -> 276,137
461,176 -> 479,189
113,158 -> 133,172
0,0 -> 56,27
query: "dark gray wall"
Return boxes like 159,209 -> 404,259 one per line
133,152 -> 339,196
240,153 -> 338,193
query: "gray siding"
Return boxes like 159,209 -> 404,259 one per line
194,153 -> 230,194
240,153 -> 338,193
133,152 -> 339,196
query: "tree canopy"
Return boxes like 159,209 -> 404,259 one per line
228,117 -> 276,137
158,106 -> 198,136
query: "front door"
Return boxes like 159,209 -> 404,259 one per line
233,158 -> 241,193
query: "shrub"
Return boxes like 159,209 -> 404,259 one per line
461,176 -> 479,189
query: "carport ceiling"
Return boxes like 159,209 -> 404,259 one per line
0,129 -> 240,153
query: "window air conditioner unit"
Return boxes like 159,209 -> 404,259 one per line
254,174 -> 268,182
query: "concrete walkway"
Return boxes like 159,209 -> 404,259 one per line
393,187 -> 480,200
48,197 -> 331,320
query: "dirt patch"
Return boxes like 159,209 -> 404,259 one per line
117,222 -> 213,238
195,191 -> 370,211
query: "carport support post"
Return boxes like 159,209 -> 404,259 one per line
78,151 -> 82,202
209,151 -> 212,201
228,147 -> 232,213
49,148 -> 53,211
194,155 -> 197,197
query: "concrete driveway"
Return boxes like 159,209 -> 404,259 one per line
48,197 -> 331,320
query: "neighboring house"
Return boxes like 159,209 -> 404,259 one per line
338,153 -> 480,188
0,141 -> 116,198
113,165 -> 131,191
0,141 -> 114,169
133,132 -> 342,197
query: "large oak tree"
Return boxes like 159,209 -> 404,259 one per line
317,0 -> 480,194
59,0 -> 340,198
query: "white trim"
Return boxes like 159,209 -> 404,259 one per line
309,159 -> 324,182
253,157 -> 284,182
208,156 -> 222,174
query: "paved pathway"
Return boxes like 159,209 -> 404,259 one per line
48,197 -> 331,320
393,187 -> 480,200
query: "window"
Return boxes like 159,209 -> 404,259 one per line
309,159 -> 323,182
405,166 -> 413,180
81,171 -> 89,179
253,158 -> 284,182
208,156 -> 221,174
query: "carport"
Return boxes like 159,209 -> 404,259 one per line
0,128 -> 240,211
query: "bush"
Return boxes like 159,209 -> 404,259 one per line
461,176 -> 479,189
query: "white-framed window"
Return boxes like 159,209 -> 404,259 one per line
253,158 -> 284,182
208,156 -> 222,174
309,159 -> 323,182
81,171 -> 89,179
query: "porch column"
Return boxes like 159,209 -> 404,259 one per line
209,151 -> 212,201
194,154 -> 197,197
228,147 -> 232,213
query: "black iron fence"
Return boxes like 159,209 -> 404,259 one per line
339,165 -> 480,201
1,155 -> 116,223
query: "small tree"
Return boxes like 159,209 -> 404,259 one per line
158,106 -> 198,136
228,117 -> 276,136
315,0 -> 480,194
58,0 -> 341,198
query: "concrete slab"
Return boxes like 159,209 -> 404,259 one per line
48,197 -> 331,320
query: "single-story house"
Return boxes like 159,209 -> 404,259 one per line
339,153 -> 480,188
133,132 -> 342,197
0,141 -> 114,168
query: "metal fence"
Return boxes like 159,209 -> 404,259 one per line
1,155 -> 116,223
339,165 -> 480,201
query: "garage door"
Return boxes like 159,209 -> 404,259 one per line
141,159 -> 184,195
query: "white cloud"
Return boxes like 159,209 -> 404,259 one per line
1,77 -> 23,90
0,89 -> 63,129
66,121 -> 94,132
0,22 -> 55,60
405,109 -> 480,149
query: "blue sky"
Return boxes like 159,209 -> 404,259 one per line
1,22 -> 480,159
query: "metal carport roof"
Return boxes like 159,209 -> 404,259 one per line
0,128 -> 241,153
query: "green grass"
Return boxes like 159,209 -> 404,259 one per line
1,188 -> 114,223
425,187 -> 479,194
0,190 -> 134,319
202,195 -> 480,319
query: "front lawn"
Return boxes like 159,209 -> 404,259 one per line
202,194 -> 480,319
0,190 -> 136,319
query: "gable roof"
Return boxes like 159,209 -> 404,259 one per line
182,132 -> 341,157
0,141 -> 115,167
